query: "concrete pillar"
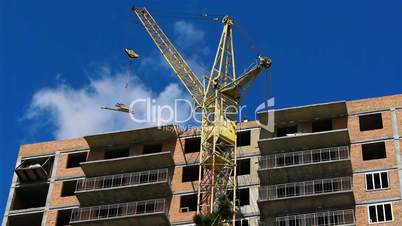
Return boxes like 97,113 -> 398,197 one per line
390,108 -> 402,198
1,156 -> 21,226
41,151 -> 60,226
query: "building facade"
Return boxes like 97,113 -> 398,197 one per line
2,94 -> 401,226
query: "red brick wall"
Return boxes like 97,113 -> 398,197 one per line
55,152 -> 85,179
355,201 -> 402,226
348,111 -> 393,142
397,109 -> 402,136
19,138 -> 88,158
332,117 -> 347,130
346,94 -> 402,114
49,180 -> 79,208
350,140 -> 396,171
45,210 -> 58,226
169,195 -> 195,224
353,170 -> 400,202
347,95 -> 402,226
172,138 -> 199,165
171,166 -> 198,193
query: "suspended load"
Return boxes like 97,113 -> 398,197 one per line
124,48 -> 140,58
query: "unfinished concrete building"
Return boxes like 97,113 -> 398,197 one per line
2,94 -> 402,226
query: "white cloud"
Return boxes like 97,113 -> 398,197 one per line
174,21 -> 205,48
138,20 -> 211,81
173,20 -> 211,78
186,53 -> 210,78
25,66 -> 192,139
138,51 -> 170,73
25,20 -> 212,140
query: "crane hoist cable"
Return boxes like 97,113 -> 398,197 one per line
125,60 -> 132,89
233,22 -> 266,58
142,8 -> 224,22
234,22 -> 273,108
123,48 -> 140,88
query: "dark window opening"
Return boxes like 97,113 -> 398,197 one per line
294,154 -> 302,164
237,131 -> 251,147
384,204 -> 393,221
228,188 -> 250,206
185,137 -> 201,153
381,172 -> 389,188
182,165 -> 200,182
369,206 -> 377,223
366,172 -> 389,190
359,113 -> 383,131
180,194 -> 197,212
237,188 -> 250,206
236,159 -> 250,176
104,148 -> 129,159
321,151 -> 330,161
56,209 -> 72,226
286,186 -> 295,196
366,174 -> 374,190
8,212 -> 43,226
369,203 -> 393,223
285,155 -> 293,165
61,180 -> 77,197
317,215 -> 328,226
277,156 -> 285,167
377,205 -> 385,222
277,186 -> 286,198
235,219 -> 249,226
278,221 -> 286,226
11,183 -> 49,210
66,152 -> 87,168
314,183 -> 323,193
140,173 -> 148,183
312,119 -> 332,132
143,144 -> 162,154
99,207 -> 108,218
277,126 -> 297,137
312,152 -> 321,162
374,173 -> 381,189
362,142 -> 386,160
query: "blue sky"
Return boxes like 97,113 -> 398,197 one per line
0,0 -> 401,216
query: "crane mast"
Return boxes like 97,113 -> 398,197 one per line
133,7 -> 271,225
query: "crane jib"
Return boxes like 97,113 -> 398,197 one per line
133,7 -> 204,106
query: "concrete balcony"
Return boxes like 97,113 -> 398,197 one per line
258,146 -> 352,184
258,129 -> 349,155
75,168 -> 171,205
84,125 -> 177,148
269,209 -> 355,226
80,151 -> 174,177
258,101 -> 347,138
70,199 -> 169,226
258,177 -> 354,217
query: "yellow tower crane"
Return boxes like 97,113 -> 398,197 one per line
133,7 -> 271,225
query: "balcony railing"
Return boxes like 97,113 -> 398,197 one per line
275,209 -> 355,226
259,177 -> 352,201
75,168 -> 169,192
259,146 -> 349,170
70,199 -> 166,223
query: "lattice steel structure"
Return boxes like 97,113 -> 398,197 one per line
133,7 -> 271,224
